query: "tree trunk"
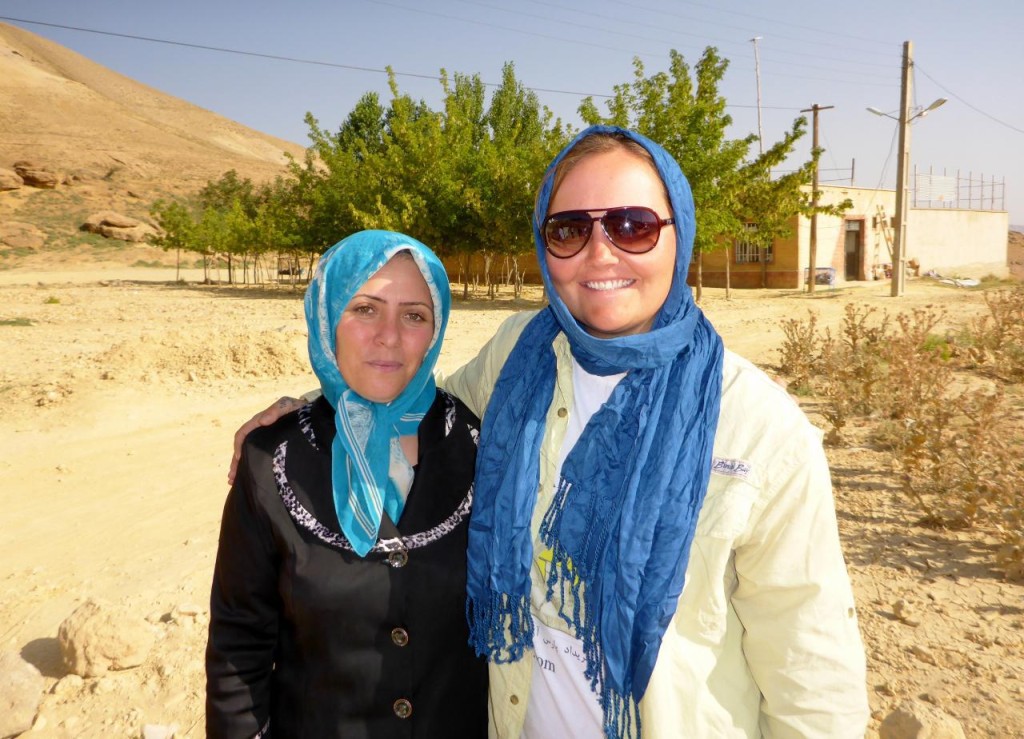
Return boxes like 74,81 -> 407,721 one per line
695,251 -> 704,303
484,251 -> 495,300
725,245 -> 732,300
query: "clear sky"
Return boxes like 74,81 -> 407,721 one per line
2,0 -> 1022,224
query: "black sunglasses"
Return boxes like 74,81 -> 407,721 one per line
542,206 -> 675,259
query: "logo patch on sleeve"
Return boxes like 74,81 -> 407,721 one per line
711,457 -> 752,479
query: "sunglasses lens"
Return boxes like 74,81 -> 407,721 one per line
604,208 -> 661,252
544,213 -> 593,257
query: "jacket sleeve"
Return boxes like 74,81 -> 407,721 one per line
437,310 -> 536,419
730,427 -> 870,738
206,444 -> 280,739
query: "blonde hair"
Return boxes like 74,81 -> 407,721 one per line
537,132 -> 669,220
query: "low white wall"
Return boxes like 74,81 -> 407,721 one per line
906,208 -> 1009,278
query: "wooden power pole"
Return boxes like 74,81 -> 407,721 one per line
892,41 -> 913,297
800,103 -> 834,294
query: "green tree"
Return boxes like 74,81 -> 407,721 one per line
434,68 -> 489,296
252,178 -> 304,285
285,62 -> 566,294
294,93 -> 390,250
195,206 -> 234,283
579,47 -> 815,299
480,63 -> 570,297
198,170 -> 257,215
148,199 -> 198,281
197,170 -> 260,283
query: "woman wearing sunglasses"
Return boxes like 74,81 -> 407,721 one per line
230,127 -> 869,738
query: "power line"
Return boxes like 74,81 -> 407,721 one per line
450,0 -> 898,78
652,0 -> 894,48
0,15 -> 820,113
366,0 -> 668,61
914,62 -> 1024,135
609,0 -> 896,54
0,16 -> 434,80
0,15 -> 620,100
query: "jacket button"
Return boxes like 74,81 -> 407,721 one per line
557,407 -> 568,418
510,694 -> 519,705
387,550 -> 409,568
391,627 -> 409,647
393,698 -> 413,719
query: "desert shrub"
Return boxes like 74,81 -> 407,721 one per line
808,305 -> 892,444
887,386 -> 1020,525
872,307 -> 952,427
777,310 -> 821,393
775,297 -> 1024,579
998,509 -> 1024,581
955,286 -> 1024,382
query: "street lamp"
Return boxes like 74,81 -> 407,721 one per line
867,41 -> 947,296
867,97 -> 947,121
867,96 -> 946,296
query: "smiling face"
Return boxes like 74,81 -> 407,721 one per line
334,253 -> 435,403
544,147 -> 677,340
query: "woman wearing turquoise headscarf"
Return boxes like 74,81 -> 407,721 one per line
230,128 -> 869,738
206,230 -> 487,738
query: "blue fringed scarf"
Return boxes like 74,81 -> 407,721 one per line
466,127 -> 724,738
305,230 -> 450,557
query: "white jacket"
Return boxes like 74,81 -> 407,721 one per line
443,310 -> 869,738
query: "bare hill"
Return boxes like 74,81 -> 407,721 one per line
0,22 -> 306,264
1010,229 -> 1024,280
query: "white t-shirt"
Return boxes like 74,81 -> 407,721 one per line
521,358 -> 625,739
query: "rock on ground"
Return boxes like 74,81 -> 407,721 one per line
0,220 -> 46,249
879,699 -> 967,738
0,650 -> 45,738
57,599 -> 156,678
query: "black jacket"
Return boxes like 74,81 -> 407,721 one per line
206,390 -> 487,738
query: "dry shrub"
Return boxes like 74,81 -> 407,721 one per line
872,307 -> 952,431
781,304 -> 894,444
777,310 -> 821,393
887,387 -> 1020,526
955,285 -> 1024,381
775,297 -> 1024,579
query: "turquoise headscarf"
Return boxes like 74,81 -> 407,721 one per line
305,230 -> 451,557
466,127 -> 725,737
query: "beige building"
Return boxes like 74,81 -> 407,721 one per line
690,184 -> 1009,289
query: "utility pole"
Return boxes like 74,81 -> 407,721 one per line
892,40 -> 913,297
800,103 -> 834,294
750,37 -> 764,155
750,36 -> 767,287
868,42 -> 945,296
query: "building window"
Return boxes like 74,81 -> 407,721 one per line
734,223 -> 772,263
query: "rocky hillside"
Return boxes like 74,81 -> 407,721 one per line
0,22 -> 306,265
1009,229 -> 1024,280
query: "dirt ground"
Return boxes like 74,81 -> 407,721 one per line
1,264 -> 1023,738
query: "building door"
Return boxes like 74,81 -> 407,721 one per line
844,220 -> 863,280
